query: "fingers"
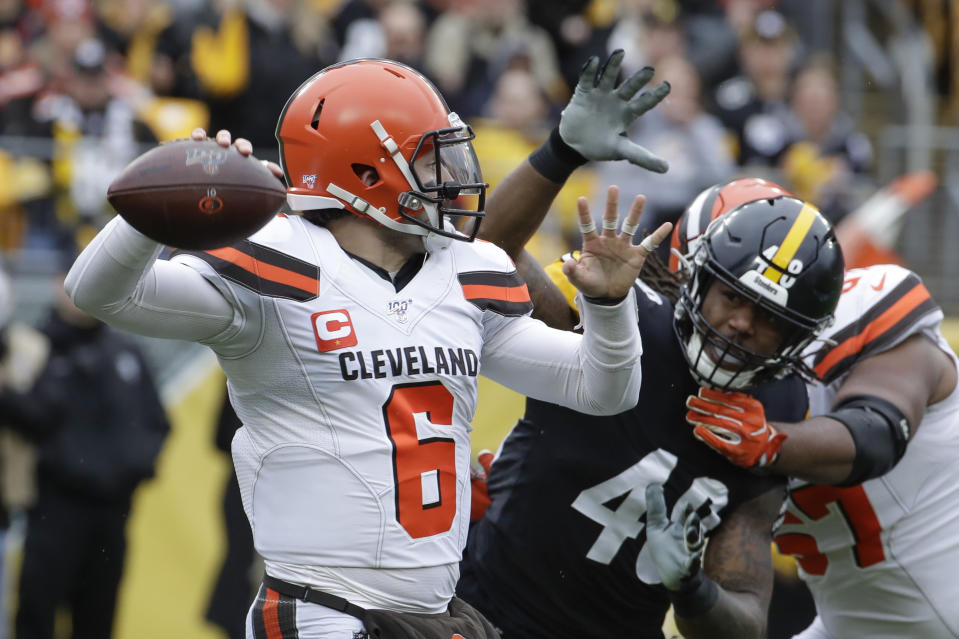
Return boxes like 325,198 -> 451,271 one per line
215,130 -> 253,155
691,423 -> 716,447
692,423 -> 740,454
626,81 -> 671,120
686,395 -> 744,423
476,449 -> 494,476
576,196 -> 598,239
214,129 -> 232,147
698,387 -> 750,406
470,449 -> 494,480
601,185 -> 620,237
682,509 -> 705,555
233,136 -> 253,156
577,56 -> 600,91
645,483 -> 667,528
192,128 -> 254,155
620,194 -> 645,238
638,221 -> 672,255
690,421 -> 743,445
263,160 -> 284,179
596,49 -> 625,91
616,65 -> 654,100
616,137 -> 669,173
589,188 -> 650,241
694,388 -> 754,415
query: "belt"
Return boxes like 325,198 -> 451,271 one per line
262,575 -> 368,621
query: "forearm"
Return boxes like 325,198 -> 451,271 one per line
65,216 -> 236,341
514,250 -> 578,330
675,585 -> 766,639
771,416 -> 856,484
480,127 -> 586,258
481,291 -> 642,415
479,159 -> 566,258
575,293 -> 643,413
66,216 -> 164,314
672,488 -> 781,639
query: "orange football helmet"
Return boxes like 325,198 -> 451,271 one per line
275,59 -> 487,241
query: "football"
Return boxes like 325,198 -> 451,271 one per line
107,139 -> 287,250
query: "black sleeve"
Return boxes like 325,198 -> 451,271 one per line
756,374 -> 809,423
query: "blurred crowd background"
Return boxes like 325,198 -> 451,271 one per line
1,0 -> 958,638
3,0 -> 959,314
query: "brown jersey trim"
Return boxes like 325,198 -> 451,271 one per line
813,276 -> 938,382
173,240 -> 319,301
458,270 -> 532,316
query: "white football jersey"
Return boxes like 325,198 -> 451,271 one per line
172,218 -> 505,572
776,264 -> 959,638
65,213 -> 644,613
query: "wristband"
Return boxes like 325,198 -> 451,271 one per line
528,128 -> 588,183
582,294 -> 628,306
668,570 -> 719,618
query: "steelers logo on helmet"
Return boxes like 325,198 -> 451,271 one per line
275,58 -> 488,242
673,196 -> 844,390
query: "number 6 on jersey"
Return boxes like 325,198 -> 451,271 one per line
384,382 -> 458,538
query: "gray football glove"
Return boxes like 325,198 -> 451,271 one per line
645,483 -> 706,591
558,50 -> 671,173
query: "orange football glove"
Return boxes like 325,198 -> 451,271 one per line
469,449 -> 495,522
686,388 -> 786,469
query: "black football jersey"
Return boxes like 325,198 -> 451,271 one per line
457,282 -> 807,639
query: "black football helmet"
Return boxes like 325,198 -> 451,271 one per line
674,196 -> 844,390
668,177 -> 794,272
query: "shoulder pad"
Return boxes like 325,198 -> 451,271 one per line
456,240 -> 532,316
454,237 -> 519,274
809,264 -> 942,383
170,215 -> 320,302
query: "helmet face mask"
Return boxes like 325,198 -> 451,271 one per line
673,196 -> 844,390
276,59 -> 488,242
401,122 -> 487,240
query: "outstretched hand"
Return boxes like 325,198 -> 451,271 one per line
190,128 -> 284,180
563,185 -> 672,299
559,50 -> 671,172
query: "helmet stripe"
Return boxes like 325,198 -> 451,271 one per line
762,203 -> 818,283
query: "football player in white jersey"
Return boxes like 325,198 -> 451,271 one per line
685,195 -> 959,637
64,58 -> 675,639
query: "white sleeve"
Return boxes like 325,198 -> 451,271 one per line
64,216 -> 237,342
480,288 -> 643,416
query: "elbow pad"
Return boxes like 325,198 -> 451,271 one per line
825,394 -> 911,487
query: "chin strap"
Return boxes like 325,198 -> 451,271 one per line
326,183 -> 372,213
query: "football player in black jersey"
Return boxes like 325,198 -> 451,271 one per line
457,52 -> 845,639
